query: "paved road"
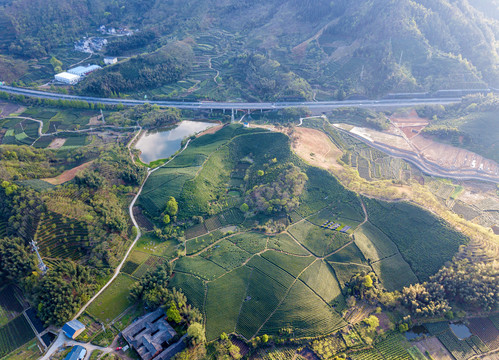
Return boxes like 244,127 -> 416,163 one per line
333,125 -> 499,184
39,332 -> 112,360
0,85 -> 462,110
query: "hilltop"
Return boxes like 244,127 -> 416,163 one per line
0,0 -> 498,99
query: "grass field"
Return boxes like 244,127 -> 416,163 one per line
87,274 -> 136,324
134,232 -> 178,258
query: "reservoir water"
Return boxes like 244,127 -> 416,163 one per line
405,325 -> 428,340
449,323 -> 472,340
135,121 -> 215,163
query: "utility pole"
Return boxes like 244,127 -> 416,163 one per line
30,239 -> 47,274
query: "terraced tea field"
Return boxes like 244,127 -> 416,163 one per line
127,124 -> 471,343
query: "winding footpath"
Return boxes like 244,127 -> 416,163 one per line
40,139 -> 192,360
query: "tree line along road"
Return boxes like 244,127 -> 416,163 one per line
0,85 -> 463,110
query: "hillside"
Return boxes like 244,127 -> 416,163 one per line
0,0 -> 498,99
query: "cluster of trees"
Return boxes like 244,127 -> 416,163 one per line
230,53 -> 313,101
402,260 -> 499,316
246,162 -> 308,214
33,262 -> 102,326
129,263 -> 205,344
106,30 -> 157,55
0,91 -> 117,111
0,236 -> 34,282
80,42 -> 194,97
0,234 -> 101,327
162,196 -> 178,225
347,259 -> 498,321
107,103 -> 181,128
328,108 -> 390,131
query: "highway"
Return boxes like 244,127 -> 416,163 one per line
0,85 -> 462,110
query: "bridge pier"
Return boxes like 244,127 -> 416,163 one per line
231,108 -> 235,123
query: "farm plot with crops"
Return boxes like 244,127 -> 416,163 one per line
201,239 -> 252,271
227,232 -> 268,254
132,255 -> 164,278
168,272 -> 205,310
326,242 -> 366,265
35,211 -> 89,261
87,274 -> 136,324
130,123 -> 472,345
468,317 -> 499,349
0,286 -> 25,327
0,316 -> 36,358
363,198 -> 469,281
373,333 -> 412,359
353,222 -> 399,262
288,221 -> 351,257
372,254 -> 419,291
267,233 -> 310,256
205,266 -> 252,340
186,229 -> 227,255
299,260 -> 344,305
260,280 -> 346,339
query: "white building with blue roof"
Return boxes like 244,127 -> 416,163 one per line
63,345 -> 86,360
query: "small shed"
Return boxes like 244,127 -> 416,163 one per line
62,320 -> 85,339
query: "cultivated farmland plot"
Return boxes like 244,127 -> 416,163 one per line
0,286 -> 25,326
288,221 -> 350,257
372,254 -> 419,291
0,316 -> 36,358
205,266 -> 252,340
87,274 -> 136,324
127,124 -> 471,344
267,233 -> 310,256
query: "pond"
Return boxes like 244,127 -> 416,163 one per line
135,120 -> 215,163
405,325 -> 428,340
450,323 -> 472,340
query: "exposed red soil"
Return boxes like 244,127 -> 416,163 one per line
196,124 -> 224,137
42,161 -> 94,185
390,109 -> 429,126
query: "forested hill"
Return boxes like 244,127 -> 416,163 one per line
0,0 -> 498,96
